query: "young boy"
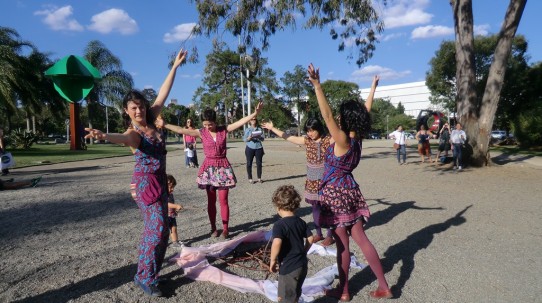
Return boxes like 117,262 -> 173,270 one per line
185,144 -> 196,168
269,185 -> 314,303
166,174 -> 184,249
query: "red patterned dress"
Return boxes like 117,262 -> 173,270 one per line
196,126 -> 237,189
319,138 -> 370,228
304,135 -> 331,205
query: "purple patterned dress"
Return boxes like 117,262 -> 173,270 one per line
319,138 -> 370,228
130,125 -> 169,287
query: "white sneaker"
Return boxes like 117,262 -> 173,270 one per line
458,166 -> 462,170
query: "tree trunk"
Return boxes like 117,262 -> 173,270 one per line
477,0 -> 526,165
451,0 -> 527,167
452,0 -> 478,163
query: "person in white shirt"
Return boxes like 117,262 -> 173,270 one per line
389,125 -> 408,165
449,123 -> 467,170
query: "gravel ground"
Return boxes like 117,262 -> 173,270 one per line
0,139 -> 541,303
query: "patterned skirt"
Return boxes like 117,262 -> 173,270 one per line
319,185 -> 370,229
304,179 -> 321,205
196,161 -> 237,190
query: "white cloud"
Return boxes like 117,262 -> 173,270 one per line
88,8 -> 138,35
381,32 -> 405,42
382,0 -> 433,29
163,23 -> 196,43
351,65 -> 411,82
411,25 -> 454,39
474,24 -> 490,36
34,5 -> 83,31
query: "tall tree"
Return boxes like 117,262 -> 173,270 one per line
193,41 -> 242,126
451,0 -> 527,166
83,40 -> 134,130
280,65 -> 311,135
0,27 -> 37,128
192,0 -> 384,67
426,35 -> 529,129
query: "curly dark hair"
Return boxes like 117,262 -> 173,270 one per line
339,100 -> 371,139
272,185 -> 301,212
303,117 -> 327,136
200,108 -> 217,122
122,90 -> 153,129
166,174 -> 177,187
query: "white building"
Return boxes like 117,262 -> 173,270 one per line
360,81 -> 443,118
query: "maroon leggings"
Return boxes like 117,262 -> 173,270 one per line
332,221 -> 389,294
206,188 -> 229,232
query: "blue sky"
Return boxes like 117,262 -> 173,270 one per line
1,0 -> 540,107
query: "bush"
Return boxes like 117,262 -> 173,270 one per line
513,111 -> 542,148
9,129 -> 40,149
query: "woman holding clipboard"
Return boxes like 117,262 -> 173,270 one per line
243,117 -> 265,184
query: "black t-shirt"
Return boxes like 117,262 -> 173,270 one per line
272,216 -> 312,275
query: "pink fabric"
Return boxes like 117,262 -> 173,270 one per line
169,230 -> 367,302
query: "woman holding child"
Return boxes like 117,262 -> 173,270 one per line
308,63 -> 392,301
85,49 -> 188,297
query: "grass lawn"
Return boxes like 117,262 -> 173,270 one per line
9,143 -> 135,168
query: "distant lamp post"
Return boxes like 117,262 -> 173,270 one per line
175,109 -> 181,142
386,115 -> 389,139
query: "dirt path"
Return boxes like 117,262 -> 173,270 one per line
1,139 -> 540,303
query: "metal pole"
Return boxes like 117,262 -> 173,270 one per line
240,56 -> 245,131
247,68 -> 251,116
386,115 -> 389,138
105,106 -> 109,134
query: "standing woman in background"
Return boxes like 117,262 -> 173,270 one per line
85,49 -> 188,297
183,118 -> 199,168
243,117 -> 265,184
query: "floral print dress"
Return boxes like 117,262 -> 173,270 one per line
318,138 -> 370,229
130,125 -> 169,287
304,135 -> 331,205
196,126 -> 237,190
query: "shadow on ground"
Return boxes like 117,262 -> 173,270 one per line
312,205 -> 471,302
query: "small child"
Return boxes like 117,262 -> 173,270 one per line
269,185 -> 314,303
166,174 -> 184,249
185,144 -> 196,168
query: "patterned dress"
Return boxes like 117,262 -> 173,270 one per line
304,135 -> 331,205
319,138 -> 370,228
196,126 -> 237,189
130,125 -> 169,287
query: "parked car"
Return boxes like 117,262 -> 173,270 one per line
370,132 -> 381,139
491,130 -> 507,140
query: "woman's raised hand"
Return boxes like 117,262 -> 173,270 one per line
155,116 -> 165,128
254,100 -> 264,115
307,63 -> 320,86
262,121 -> 274,129
173,48 -> 188,68
85,128 -> 105,140
372,75 -> 380,88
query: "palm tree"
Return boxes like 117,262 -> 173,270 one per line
0,27 -> 38,128
83,40 -> 133,131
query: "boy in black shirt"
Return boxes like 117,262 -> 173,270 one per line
270,185 -> 314,303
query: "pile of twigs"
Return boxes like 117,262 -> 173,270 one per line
213,239 -> 275,279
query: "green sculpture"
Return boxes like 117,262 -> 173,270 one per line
45,55 -> 101,150
45,55 -> 101,102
